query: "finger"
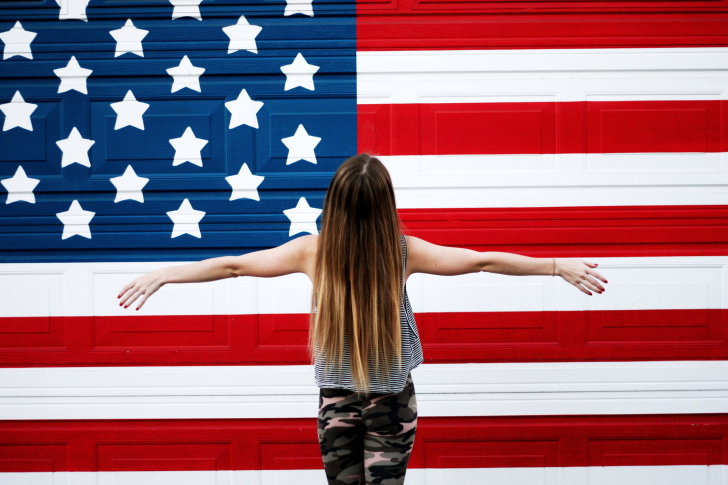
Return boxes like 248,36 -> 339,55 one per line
118,282 -> 133,299
584,274 -> 605,292
119,286 -> 139,307
582,260 -> 598,267
136,294 -> 148,311
573,281 -> 592,296
123,290 -> 143,308
118,287 -> 135,307
592,270 -> 608,283
583,280 -> 603,293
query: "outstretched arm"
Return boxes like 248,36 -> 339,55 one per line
406,236 -> 607,296
118,235 -> 317,310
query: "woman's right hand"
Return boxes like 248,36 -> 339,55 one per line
555,258 -> 607,296
118,269 -> 167,311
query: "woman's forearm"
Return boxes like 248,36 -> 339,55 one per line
118,256 -> 239,309
481,251 -> 606,296
119,237 -> 315,310
483,252 -> 559,276
159,256 -> 239,284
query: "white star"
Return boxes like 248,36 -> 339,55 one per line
225,163 -> 264,201
55,0 -> 91,21
56,200 -> 94,240
281,124 -> 321,165
56,127 -> 95,168
2,165 -> 39,204
225,89 -> 263,129
167,198 -> 205,238
109,19 -> 148,57
284,0 -> 313,17
170,0 -> 203,20
222,16 -> 262,54
283,197 -> 321,236
111,90 -> 149,130
1,21 -> 37,60
54,56 -> 92,94
1,91 -> 37,131
110,165 -> 149,203
280,53 -> 319,91
169,126 -> 208,167
166,55 -> 205,93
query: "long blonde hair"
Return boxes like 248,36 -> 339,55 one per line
310,154 -> 403,392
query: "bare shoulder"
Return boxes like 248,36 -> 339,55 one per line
405,235 -> 434,259
296,234 -> 318,278
404,235 -> 430,279
405,235 -> 427,251
280,233 -> 317,251
299,234 -> 318,257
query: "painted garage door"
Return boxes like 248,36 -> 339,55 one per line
1,0 -> 728,483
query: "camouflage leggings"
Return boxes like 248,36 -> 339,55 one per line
317,374 -> 418,485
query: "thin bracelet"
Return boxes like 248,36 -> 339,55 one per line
552,257 -> 555,276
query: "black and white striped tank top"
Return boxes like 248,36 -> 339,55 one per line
314,235 -> 424,394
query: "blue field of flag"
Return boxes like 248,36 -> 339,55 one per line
0,1 -> 356,262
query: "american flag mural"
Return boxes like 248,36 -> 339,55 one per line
1,0 -> 728,483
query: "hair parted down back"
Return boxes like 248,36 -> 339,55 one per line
310,153 -> 404,393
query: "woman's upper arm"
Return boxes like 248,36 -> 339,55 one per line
406,235 -> 489,277
227,235 -> 317,279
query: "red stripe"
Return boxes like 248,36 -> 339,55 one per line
1,308 -> 726,367
356,11 -> 728,51
2,414 -> 728,471
358,101 -> 727,156
400,205 -> 728,256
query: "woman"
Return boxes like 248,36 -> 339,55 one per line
118,153 -> 607,485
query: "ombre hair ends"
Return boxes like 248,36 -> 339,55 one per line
310,154 -> 404,393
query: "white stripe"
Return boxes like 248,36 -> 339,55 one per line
411,257 -> 728,313
0,254 -> 728,317
0,466 -> 725,485
1,361 -> 727,419
357,47 -> 728,104
1,256 -> 726,317
0,264 -> 313,317
380,154 -> 728,209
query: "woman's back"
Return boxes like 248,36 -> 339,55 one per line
314,234 -> 424,394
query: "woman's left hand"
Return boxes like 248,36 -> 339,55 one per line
118,269 -> 167,310
555,259 -> 607,296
